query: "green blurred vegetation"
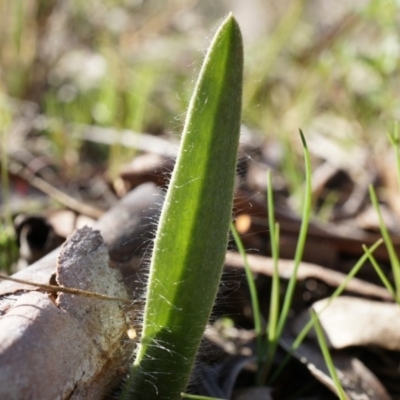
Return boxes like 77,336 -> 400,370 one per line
1,0 -> 400,267
1,0 -> 400,165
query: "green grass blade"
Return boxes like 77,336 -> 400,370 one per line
362,244 -> 396,299
230,222 -> 263,367
388,122 -> 400,195
369,184 -> 400,301
121,14 -> 243,400
276,130 -> 312,338
0,108 -> 12,228
181,393 -> 226,400
267,170 -> 280,344
256,171 -> 281,383
269,239 -> 383,384
311,311 -> 347,400
259,131 -> 312,384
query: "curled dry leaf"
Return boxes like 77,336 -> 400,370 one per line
292,296 -> 400,351
0,226 -> 131,400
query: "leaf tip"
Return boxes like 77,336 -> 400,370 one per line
220,12 -> 241,36
299,128 -> 308,150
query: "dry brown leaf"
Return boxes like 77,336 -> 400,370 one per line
292,296 -> 400,350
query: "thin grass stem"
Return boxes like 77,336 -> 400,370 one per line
180,393 -> 225,400
369,185 -> 400,301
362,244 -> 395,299
310,310 -> 347,400
269,238 -> 383,384
256,171 -> 281,383
276,130 -> 312,338
267,170 -> 280,344
0,109 -> 12,228
258,130 -> 312,384
388,122 -> 400,195
230,222 -> 263,368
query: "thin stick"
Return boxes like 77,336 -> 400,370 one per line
7,161 -> 104,219
0,273 -> 131,303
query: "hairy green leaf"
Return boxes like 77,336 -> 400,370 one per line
121,14 -> 243,400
